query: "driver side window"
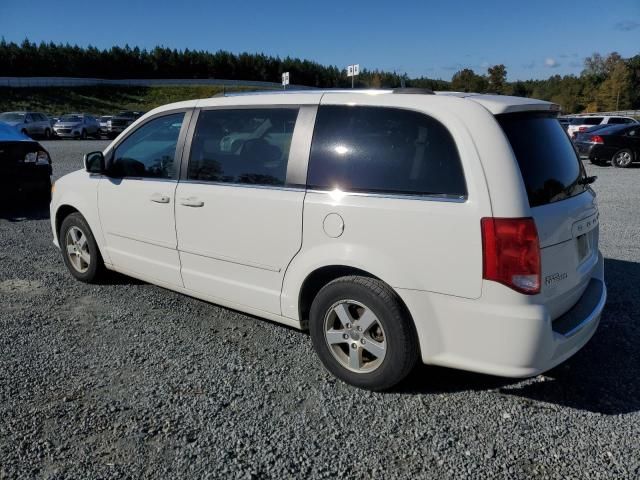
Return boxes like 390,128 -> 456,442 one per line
111,112 -> 185,179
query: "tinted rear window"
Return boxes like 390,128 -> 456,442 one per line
498,113 -> 588,208
307,105 -> 466,197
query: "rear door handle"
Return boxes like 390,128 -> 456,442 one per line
150,193 -> 170,204
179,197 -> 204,207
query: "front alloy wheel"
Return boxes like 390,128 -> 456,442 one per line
60,212 -> 104,283
65,226 -> 91,273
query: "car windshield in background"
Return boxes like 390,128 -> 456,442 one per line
99,116 -> 111,121
61,115 -> 82,122
570,117 -> 602,125
117,112 -> 136,117
0,112 -> 25,122
498,112 -> 587,208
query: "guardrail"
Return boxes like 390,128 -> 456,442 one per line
564,110 -> 640,118
0,76 -> 314,89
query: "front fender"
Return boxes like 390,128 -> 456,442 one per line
51,171 -> 111,265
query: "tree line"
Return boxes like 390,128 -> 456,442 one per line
1,39 -> 638,113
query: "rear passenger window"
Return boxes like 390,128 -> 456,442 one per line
188,108 -> 299,186
307,106 -> 466,197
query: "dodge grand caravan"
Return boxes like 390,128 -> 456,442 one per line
50,89 -> 606,390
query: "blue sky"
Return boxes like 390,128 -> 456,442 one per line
1,0 -> 638,81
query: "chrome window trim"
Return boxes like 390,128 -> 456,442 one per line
179,179 -> 305,193
306,188 -> 467,203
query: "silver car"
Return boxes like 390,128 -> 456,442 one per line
53,113 -> 100,139
0,111 -> 53,139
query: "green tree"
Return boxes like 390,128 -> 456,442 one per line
451,68 -> 487,92
487,64 -> 507,94
596,61 -> 632,110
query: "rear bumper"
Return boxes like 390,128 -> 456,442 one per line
397,252 -> 606,378
589,145 -> 618,162
575,142 -> 596,158
0,168 -> 51,195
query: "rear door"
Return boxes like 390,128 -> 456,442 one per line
174,104 -> 317,315
497,113 -> 599,318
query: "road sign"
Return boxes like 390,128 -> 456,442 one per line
347,64 -> 360,88
282,72 -> 290,87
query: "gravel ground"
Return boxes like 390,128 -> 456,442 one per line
1,140 -> 639,479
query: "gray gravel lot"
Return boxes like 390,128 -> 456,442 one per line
1,139 -> 639,479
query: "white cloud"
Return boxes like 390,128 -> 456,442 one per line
544,57 -> 560,68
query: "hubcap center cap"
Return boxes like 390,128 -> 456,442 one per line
349,330 -> 360,341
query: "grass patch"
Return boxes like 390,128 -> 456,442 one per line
0,85 -> 277,116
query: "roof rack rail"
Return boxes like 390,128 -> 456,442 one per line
391,87 -> 435,95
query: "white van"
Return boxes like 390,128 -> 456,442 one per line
50,89 -> 606,390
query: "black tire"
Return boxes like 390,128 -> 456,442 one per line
309,275 -> 419,391
59,212 -> 104,283
44,128 -> 51,139
80,129 -> 87,140
611,148 -> 634,168
21,129 -> 28,137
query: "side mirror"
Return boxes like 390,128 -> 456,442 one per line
84,151 -> 105,174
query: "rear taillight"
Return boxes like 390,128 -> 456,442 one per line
590,135 -> 604,144
481,217 -> 541,295
578,127 -> 588,132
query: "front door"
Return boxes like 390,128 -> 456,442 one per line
175,106 -> 310,314
98,111 -> 189,287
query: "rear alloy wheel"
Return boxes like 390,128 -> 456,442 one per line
611,149 -> 634,168
60,213 -> 104,283
309,276 -> 419,391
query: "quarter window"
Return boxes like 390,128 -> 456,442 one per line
307,106 -> 467,197
188,108 -> 299,186
111,113 -> 184,179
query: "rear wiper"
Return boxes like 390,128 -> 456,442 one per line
579,175 -> 597,185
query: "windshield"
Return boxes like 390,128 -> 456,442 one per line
0,112 -> 25,122
498,112 -> 588,208
60,115 -> 82,122
570,117 -> 602,125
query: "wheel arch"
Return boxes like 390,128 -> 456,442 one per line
295,265 -> 415,335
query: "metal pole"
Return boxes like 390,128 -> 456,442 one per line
352,68 -> 354,89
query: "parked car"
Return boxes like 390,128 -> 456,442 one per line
567,115 -> 638,139
53,114 -> 100,139
98,116 -> 113,137
0,111 -> 53,139
0,122 -> 52,202
106,111 -> 144,138
50,90 -> 605,390
574,125 -> 617,158
578,124 -> 640,167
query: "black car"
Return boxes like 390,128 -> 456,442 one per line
573,125 -> 614,157
580,124 -> 640,167
106,111 -> 144,139
0,123 -> 52,202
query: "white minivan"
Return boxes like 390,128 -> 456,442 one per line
51,89 -> 606,390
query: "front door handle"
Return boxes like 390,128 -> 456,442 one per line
179,197 -> 204,207
150,193 -> 170,204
